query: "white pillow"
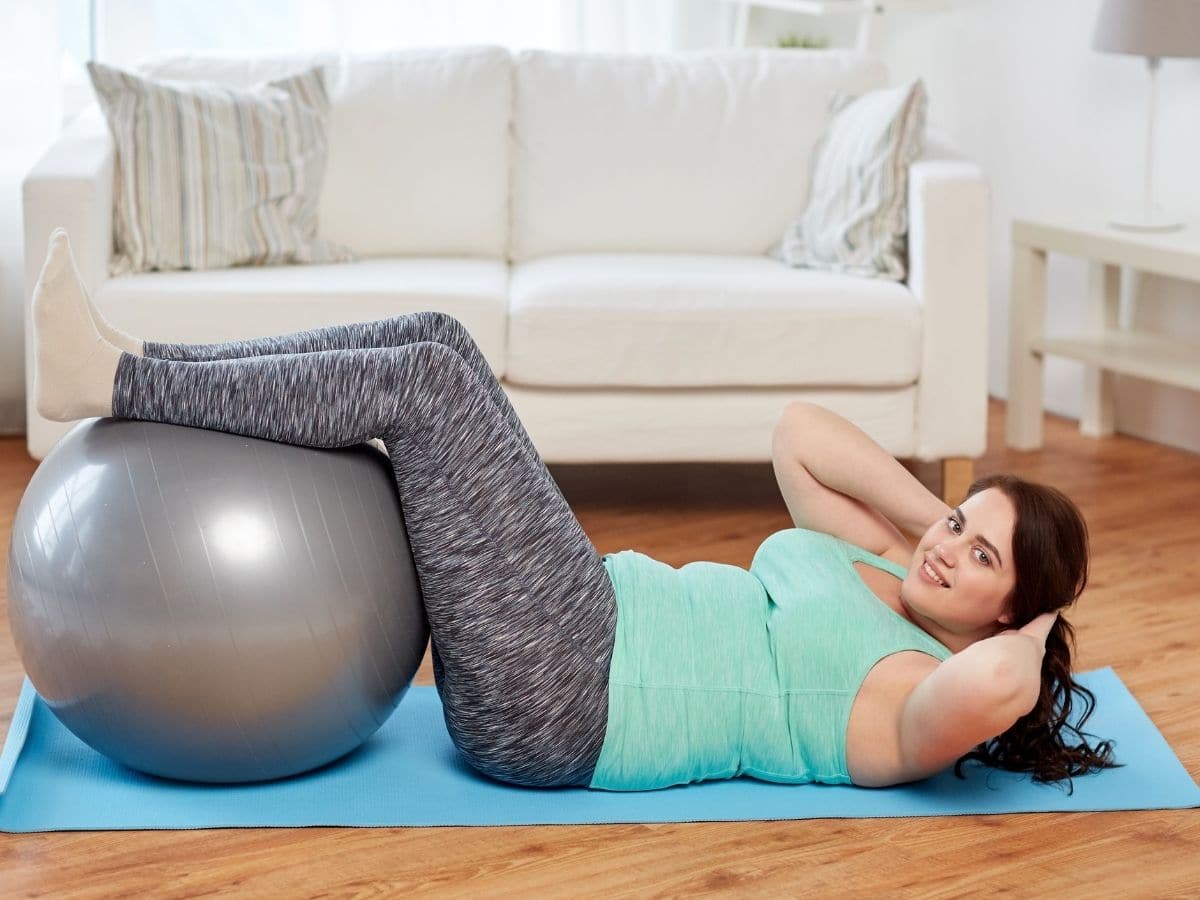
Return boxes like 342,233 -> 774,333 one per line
88,61 -> 351,274
776,78 -> 927,281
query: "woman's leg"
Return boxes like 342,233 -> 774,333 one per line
143,312 -> 549,482
144,311 -> 473,362
111,341 -> 617,788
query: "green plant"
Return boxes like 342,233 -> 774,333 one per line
775,33 -> 830,49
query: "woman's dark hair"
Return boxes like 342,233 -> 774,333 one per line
951,473 -> 1120,792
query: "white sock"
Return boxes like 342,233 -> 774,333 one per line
32,229 -> 123,421
90,303 -> 144,356
54,232 -> 144,355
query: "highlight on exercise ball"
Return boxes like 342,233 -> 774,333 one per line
6,418 -> 428,784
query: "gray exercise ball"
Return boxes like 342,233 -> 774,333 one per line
6,417 -> 428,784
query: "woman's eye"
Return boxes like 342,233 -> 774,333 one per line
974,548 -> 991,566
948,516 -> 961,533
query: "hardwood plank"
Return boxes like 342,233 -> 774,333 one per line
1,399 -> 1197,897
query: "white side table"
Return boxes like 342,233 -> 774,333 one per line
1006,213 -> 1200,449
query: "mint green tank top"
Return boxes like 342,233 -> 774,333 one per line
588,527 -> 953,791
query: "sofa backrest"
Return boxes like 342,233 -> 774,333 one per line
133,47 -> 889,263
139,47 -> 511,259
509,49 -> 888,261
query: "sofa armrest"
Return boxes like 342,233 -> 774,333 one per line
22,107 -> 113,294
907,141 -> 991,462
22,106 -> 113,458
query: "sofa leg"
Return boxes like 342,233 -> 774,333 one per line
941,458 -> 974,506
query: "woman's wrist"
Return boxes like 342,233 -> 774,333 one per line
899,496 -> 952,540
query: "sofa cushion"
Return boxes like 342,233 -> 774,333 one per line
507,254 -> 920,387
87,62 -> 348,275
139,47 -> 511,259
93,258 -> 510,373
510,49 -> 888,261
778,78 -> 928,281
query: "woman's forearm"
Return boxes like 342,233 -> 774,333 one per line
787,401 -> 951,537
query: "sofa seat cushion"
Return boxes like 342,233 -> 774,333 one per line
94,258 -> 510,374
507,254 -> 920,387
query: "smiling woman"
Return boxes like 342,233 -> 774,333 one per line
896,487 -> 1019,653
772,400 -> 1120,789
951,473 -> 1118,786
28,229 -> 1118,794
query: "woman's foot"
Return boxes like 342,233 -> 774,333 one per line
32,229 -> 124,421
43,227 -> 144,355
90,307 -> 143,356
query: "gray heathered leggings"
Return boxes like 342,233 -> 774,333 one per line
110,310 -> 618,788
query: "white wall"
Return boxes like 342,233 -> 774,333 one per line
0,2 -> 60,435
876,0 -> 1200,453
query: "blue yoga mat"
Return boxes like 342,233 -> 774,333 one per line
1,666 -> 1196,832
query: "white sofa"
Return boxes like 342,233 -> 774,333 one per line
23,46 -> 989,500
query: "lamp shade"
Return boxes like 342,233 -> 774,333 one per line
1092,0 -> 1200,58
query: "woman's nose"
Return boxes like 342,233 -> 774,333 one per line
933,544 -> 955,567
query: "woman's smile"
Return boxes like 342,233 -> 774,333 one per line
920,560 -> 948,587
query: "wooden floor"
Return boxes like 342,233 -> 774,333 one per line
1,398 -> 1197,897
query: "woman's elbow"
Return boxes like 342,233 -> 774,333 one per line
773,401 -> 819,447
988,656 -> 1041,724
780,400 -> 820,423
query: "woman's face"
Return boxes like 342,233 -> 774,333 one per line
899,487 -> 1019,650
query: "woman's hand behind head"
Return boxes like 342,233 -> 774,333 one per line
1016,610 -> 1060,646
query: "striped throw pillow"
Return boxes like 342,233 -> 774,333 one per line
87,62 -> 351,274
777,78 -> 927,281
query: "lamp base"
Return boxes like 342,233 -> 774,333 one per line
1107,208 -> 1184,233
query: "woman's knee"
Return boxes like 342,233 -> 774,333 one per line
414,312 -> 506,391
401,340 -> 477,392
417,311 -> 476,351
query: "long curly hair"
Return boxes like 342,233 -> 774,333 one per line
952,474 -> 1120,792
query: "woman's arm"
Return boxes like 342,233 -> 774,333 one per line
772,401 -> 951,547
896,612 -> 1058,780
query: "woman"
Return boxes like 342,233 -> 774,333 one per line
32,229 -> 1116,792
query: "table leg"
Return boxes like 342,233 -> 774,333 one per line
1080,262 -> 1120,438
1006,244 -> 1047,449
941,458 -> 974,506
